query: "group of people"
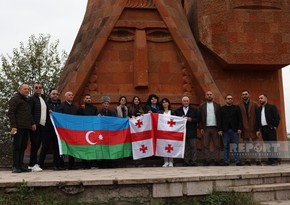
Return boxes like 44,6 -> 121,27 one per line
7,82 -> 280,173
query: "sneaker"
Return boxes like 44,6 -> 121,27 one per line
30,164 -> 43,172
162,162 -> 169,167
168,162 -> 174,167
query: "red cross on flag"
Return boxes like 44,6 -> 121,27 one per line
152,113 -> 186,158
129,114 -> 154,159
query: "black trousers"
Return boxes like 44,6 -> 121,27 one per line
261,126 -> 278,164
12,128 -> 29,169
39,126 -> 63,168
29,124 -> 46,166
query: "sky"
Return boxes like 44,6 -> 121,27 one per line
0,1 -> 290,132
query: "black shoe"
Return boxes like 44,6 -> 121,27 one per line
203,161 -> 210,166
245,161 -> 251,166
256,161 -> 262,166
236,162 -> 244,166
58,166 -> 66,170
271,162 -> 278,166
191,162 -> 198,167
12,167 -> 22,173
20,166 -> 31,172
223,162 -> 229,166
68,166 -> 78,170
214,162 -> 221,166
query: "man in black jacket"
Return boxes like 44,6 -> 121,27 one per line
7,84 -> 35,173
256,94 -> 280,165
38,89 -> 64,170
57,91 -> 79,169
28,82 -> 48,172
175,96 -> 199,166
78,94 -> 98,169
218,95 -> 243,166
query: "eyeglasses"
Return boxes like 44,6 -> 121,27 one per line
226,98 -> 233,100
34,86 -> 42,89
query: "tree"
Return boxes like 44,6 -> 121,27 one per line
0,34 -> 67,164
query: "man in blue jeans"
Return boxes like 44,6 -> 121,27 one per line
218,95 -> 243,166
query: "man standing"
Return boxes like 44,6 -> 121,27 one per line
28,82 -> 47,172
38,89 -> 65,170
256,94 -> 280,166
239,90 -> 261,165
57,91 -> 79,169
98,96 -> 116,116
7,84 -> 35,173
199,91 -> 221,166
78,94 -> 98,169
98,96 -> 115,168
218,95 -> 243,166
175,96 -> 199,166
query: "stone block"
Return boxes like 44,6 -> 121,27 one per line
183,181 -> 213,196
233,179 -> 249,186
276,190 -> 290,200
253,191 -> 275,202
263,177 -> 276,184
249,178 -> 264,185
153,183 -> 183,198
215,180 -> 233,188
275,177 -> 288,183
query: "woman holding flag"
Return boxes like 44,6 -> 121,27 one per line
160,98 -> 175,167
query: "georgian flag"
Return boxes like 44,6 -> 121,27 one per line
129,113 -> 154,159
152,113 -> 186,158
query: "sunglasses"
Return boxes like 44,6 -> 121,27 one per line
34,86 -> 42,89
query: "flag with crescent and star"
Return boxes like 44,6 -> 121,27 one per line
152,113 -> 187,158
129,113 -> 154,160
50,112 -> 132,160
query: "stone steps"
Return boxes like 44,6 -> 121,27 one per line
215,173 -> 290,202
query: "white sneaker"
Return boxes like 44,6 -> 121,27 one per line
168,162 -> 174,167
162,162 -> 169,167
31,164 -> 43,172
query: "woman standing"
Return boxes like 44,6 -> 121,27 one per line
128,96 -> 144,118
145,94 -> 160,113
115,96 -> 128,118
160,98 -> 175,167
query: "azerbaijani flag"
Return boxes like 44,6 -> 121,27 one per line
50,112 -> 132,160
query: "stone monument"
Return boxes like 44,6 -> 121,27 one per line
57,0 -> 289,140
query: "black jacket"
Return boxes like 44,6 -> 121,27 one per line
7,92 -> 33,129
78,103 -> 98,116
219,105 -> 242,132
255,103 -> 280,130
175,106 -> 199,138
28,93 -> 48,125
57,101 -> 78,115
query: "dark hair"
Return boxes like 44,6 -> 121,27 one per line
241,90 -> 249,94
160,98 -> 171,110
225,94 -> 233,99
132,96 -> 141,104
146,94 -> 159,106
261,94 -> 268,98
118,96 -> 127,105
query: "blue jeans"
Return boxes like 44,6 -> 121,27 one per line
222,129 -> 240,164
